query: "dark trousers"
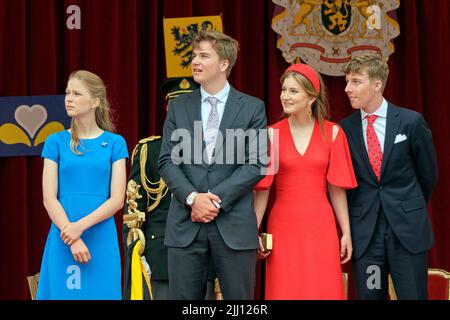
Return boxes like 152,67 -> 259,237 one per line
352,208 -> 428,300
151,279 -> 216,300
151,280 -> 169,300
168,221 -> 257,300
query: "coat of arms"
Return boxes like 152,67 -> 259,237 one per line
272,0 -> 400,76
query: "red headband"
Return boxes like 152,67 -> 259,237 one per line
285,63 -> 321,94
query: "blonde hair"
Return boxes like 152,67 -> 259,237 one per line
192,30 -> 239,77
68,70 -> 115,154
343,53 -> 389,91
281,71 -> 330,136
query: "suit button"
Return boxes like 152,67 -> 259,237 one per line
379,186 -> 382,190
151,235 -> 155,239
208,167 -> 212,173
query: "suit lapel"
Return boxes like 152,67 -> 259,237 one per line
185,90 -> 206,160
213,86 -> 242,156
380,103 -> 400,179
185,89 -> 202,127
349,110 -> 378,182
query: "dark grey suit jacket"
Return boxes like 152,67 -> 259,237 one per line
158,86 -> 267,250
340,102 -> 438,259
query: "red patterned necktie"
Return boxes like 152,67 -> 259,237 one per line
366,115 -> 383,180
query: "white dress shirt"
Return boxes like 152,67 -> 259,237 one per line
200,82 -> 230,133
361,98 -> 388,153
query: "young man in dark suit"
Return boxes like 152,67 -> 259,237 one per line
123,78 -> 217,300
339,54 -> 438,299
158,30 -> 267,299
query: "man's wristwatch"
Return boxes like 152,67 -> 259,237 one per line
186,191 -> 198,206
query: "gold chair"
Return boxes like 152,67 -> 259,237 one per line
342,272 -> 349,299
214,278 -> 223,300
428,268 -> 450,300
388,268 -> 450,300
388,274 -> 397,300
27,273 -> 40,300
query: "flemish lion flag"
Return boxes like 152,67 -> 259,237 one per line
163,16 -> 223,78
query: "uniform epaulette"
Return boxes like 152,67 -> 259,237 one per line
139,135 -> 161,144
135,136 -> 168,213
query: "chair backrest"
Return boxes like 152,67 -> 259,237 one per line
27,273 -> 40,300
388,268 -> 450,300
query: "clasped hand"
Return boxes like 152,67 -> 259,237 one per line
70,238 -> 91,264
191,193 -> 221,223
60,221 -> 84,246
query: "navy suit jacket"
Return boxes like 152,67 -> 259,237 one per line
339,102 -> 438,259
158,86 -> 267,250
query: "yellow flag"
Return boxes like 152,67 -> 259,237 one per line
163,16 -> 223,78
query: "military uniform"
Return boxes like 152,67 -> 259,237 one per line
123,78 -> 218,300
123,136 -> 170,299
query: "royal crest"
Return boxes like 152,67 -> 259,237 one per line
272,0 -> 400,76
322,0 -> 352,35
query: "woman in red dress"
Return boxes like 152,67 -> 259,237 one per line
254,64 -> 357,300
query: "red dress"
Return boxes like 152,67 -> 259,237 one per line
256,118 -> 357,300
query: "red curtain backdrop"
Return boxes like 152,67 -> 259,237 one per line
0,0 -> 449,299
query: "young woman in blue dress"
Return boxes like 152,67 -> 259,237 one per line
37,70 -> 128,299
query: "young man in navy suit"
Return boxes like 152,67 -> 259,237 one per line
339,54 -> 438,299
158,30 -> 267,299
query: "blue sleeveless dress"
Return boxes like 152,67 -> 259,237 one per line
36,130 -> 128,300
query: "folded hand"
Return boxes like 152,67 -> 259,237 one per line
61,221 -> 84,246
190,193 -> 221,223
70,238 -> 91,264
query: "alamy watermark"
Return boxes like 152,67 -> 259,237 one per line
367,5 -> 382,30
66,265 -> 81,290
366,265 -> 381,290
66,5 -> 81,30
168,123 -> 279,176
